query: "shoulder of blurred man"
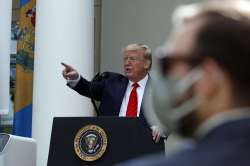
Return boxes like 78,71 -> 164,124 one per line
118,117 -> 250,166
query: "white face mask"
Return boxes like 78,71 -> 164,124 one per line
144,68 -> 203,134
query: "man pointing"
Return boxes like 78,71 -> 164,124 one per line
62,43 -> 164,142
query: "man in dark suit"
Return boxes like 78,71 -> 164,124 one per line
118,0 -> 250,166
62,43 -> 164,142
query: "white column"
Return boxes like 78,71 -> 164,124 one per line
32,1 -> 94,165
0,0 -> 12,114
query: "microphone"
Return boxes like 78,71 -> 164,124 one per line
89,72 -> 109,116
94,72 -> 109,81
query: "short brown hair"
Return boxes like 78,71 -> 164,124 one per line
187,1 -> 250,99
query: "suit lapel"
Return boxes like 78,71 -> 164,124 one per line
139,75 -> 151,116
113,74 -> 150,117
114,77 -> 129,115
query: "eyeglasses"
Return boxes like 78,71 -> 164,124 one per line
158,53 -> 203,76
155,46 -> 204,74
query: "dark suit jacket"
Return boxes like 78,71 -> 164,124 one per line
71,72 -> 149,126
117,117 -> 250,166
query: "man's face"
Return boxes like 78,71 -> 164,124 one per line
123,49 -> 150,82
162,19 -> 227,134
164,24 -> 200,79
163,21 -> 208,134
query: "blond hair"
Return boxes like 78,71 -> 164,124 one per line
123,43 -> 152,69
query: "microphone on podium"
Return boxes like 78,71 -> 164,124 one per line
89,72 -> 109,116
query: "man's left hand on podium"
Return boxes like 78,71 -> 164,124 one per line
151,126 -> 166,143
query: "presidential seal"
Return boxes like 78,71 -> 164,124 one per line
74,125 -> 108,162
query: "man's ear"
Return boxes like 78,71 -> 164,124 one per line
144,59 -> 151,70
200,58 -> 233,112
203,58 -> 226,86
196,58 -> 227,102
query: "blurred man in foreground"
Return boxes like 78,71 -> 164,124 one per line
119,0 -> 250,165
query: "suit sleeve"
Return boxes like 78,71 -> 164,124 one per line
70,76 -> 104,101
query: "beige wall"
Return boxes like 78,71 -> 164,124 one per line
100,0 -> 203,73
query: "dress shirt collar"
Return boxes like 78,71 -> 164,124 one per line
194,107 -> 250,140
128,74 -> 149,89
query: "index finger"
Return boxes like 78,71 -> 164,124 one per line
61,62 -> 72,69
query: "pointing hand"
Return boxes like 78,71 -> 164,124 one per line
61,62 -> 79,80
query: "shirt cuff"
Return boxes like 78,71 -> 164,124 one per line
67,75 -> 81,88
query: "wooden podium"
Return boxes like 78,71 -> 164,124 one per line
47,117 -> 164,166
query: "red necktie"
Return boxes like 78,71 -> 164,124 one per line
126,82 -> 139,117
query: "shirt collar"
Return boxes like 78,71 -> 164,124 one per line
128,74 -> 149,88
194,107 -> 250,140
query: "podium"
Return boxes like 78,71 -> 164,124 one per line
47,117 -> 164,166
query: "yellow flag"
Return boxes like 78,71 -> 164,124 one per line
13,0 -> 36,137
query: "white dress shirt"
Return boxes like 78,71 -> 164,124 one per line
67,74 -> 81,87
119,74 -> 149,117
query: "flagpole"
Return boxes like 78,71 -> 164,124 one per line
33,0 -> 94,165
